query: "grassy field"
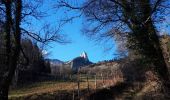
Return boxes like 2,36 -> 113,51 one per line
9,81 -> 94,98
9,74 -> 123,100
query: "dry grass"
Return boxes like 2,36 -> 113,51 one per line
9,81 -> 74,98
9,79 -> 109,98
9,74 -> 123,100
9,81 -> 91,98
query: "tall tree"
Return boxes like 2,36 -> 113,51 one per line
0,0 -> 66,99
0,0 -> 22,99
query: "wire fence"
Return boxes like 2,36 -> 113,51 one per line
54,72 -> 124,100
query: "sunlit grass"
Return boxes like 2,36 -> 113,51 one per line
9,80 -> 96,98
9,75 -> 122,99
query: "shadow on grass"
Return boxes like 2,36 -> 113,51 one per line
84,82 -> 132,100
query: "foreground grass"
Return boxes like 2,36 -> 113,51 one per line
9,81 -> 70,97
9,75 -> 122,100
9,79 -> 98,99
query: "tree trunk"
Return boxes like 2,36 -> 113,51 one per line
4,0 -> 12,66
0,0 -> 22,99
0,50 -> 20,100
146,22 -> 170,91
140,0 -> 170,83
0,1 -> 12,99
122,0 -> 170,91
132,19 -> 170,91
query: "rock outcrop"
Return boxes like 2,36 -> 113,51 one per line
68,52 -> 93,72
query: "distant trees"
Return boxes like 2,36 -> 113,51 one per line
15,39 -> 51,84
57,0 -> 170,91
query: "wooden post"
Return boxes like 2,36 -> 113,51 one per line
87,74 -> 90,93
107,73 -> 109,86
77,73 -> 80,99
101,73 -> 104,86
103,74 -> 106,87
70,74 -> 72,81
95,74 -> 97,90
72,88 -> 75,100
80,73 -> 81,82
71,74 -> 75,100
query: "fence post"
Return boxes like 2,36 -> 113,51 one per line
95,74 -> 97,90
70,74 -> 74,100
87,74 -> 90,93
101,73 -> 104,87
80,73 -> 81,82
72,88 -> 75,100
77,73 -> 80,99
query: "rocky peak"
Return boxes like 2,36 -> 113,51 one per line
80,51 -> 88,60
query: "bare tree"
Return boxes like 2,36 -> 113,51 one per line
57,0 -> 170,92
0,1 -> 22,99
0,0 -> 67,99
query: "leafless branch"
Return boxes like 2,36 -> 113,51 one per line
21,24 -> 69,44
60,13 -> 82,25
21,0 -> 46,20
57,0 -> 96,10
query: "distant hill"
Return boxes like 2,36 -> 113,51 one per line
46,52 -> 93,74
79,60 -> 120,74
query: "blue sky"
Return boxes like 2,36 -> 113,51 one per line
47,13 -> 116,63
47,18 -> 116,63
24,0 -> 170,63
25,0 -> 117,63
